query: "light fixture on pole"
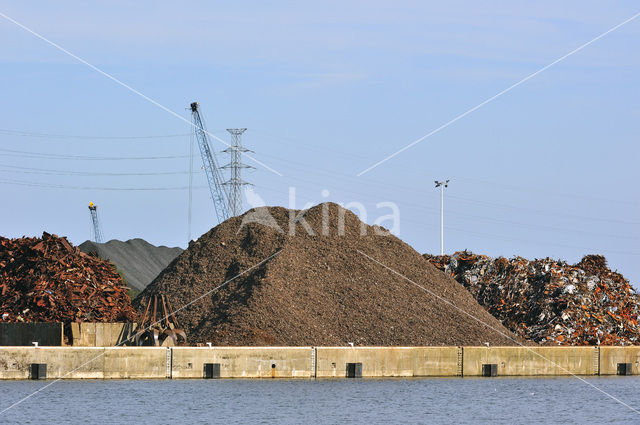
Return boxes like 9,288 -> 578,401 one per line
434,180 -> 449,256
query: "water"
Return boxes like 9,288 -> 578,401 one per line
0,377 -> 639,424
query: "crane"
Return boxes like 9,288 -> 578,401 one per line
189,102 -> 230,223
88,201 -> 104,243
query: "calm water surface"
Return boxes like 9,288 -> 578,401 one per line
0,377 -> 639,424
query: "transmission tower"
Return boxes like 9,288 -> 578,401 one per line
88,202 -> 104,243
222,128 -> 253,216
189,102 -> 230,223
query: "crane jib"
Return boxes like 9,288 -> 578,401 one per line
190,103 -> 230,223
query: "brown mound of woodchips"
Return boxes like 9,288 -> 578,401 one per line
136,203 -> 523,346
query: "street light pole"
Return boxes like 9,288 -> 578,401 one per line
434,180 -> 449,256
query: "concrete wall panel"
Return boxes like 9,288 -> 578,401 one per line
463,346 -> 598,376
171,347 -> 313,379
599,347 -> 640,376
103,347 -> 168,379
0,347 -> 104,379
315,347 -> 460,378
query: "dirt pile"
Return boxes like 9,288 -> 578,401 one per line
0,232 -> 135,323
79,239 -> 183,292
137,203 -> 521,346
424,251 -> 640,345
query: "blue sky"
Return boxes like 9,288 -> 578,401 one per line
1,2 -> 638,283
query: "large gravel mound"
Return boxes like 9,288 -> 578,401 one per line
79,239 -> 182,292
137,203 -> 522,346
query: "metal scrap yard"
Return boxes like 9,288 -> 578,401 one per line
1,204 -> 638,354
1,2 -> 639,423
425,251 -> 640,346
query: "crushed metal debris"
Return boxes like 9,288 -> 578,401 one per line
0,232 -> 136,323
424,251 -> 640,346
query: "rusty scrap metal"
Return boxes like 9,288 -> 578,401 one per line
425,252 -> 640,346
0,232 -> 136,323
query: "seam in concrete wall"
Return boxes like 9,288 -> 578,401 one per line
166,348 -> 172,379
311,346 -> 317,378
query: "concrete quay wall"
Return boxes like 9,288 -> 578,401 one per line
315,347 -> 461,377
0,347 -> 167,379
463,346 -> 599,377
0,346 -> 638,379
599,346 -> 640,376
171,347 -> 313,379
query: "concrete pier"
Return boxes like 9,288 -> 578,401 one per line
0,346 -> 638,379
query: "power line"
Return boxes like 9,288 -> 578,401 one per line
256,162 -> 640,228
250,128 -> 372,161
250,181 -> 637,241
0,130 -> 636,235
0,128 -> 190,140
0,165 -> 192,177
451,175 -> 637,207
0,178 -> 208,191
401,216 -> 640,257
254,151 -> 639,225
188,127 -> 194,243
0,148 -> 188,160
265,164 -> 640,227
249,183 -> 640,257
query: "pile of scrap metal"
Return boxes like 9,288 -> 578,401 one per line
424,251 -> 640,345
134,294 -> 186,346
0,232 -> 135,323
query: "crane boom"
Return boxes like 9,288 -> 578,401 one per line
88,202 -> 104,243
190,102 -> 230,223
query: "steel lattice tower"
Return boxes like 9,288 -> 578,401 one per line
88,202 -> 104,243
222,128 -> 253,216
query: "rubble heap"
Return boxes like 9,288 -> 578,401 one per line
0,232 -> 136,323
424,251 -> 640,345
137,203 -> 522,346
